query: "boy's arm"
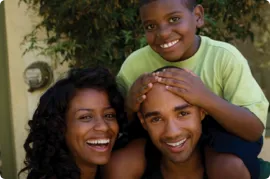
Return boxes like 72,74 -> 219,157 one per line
208,54 -> 268,141
117,71 -> 156,120
102,139 -> 146,179
116,72 -> 135,120
201,90 -> 265,142
116,71 -> 130,99
155,59 -> 268,141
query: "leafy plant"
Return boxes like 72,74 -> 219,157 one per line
20,0 -> 270,74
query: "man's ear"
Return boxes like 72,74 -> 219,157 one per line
200,108 -> 206,121
137,112 -> 147,130
193,4 -> 204,28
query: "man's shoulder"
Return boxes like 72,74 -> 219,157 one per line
103,139 -> 147,178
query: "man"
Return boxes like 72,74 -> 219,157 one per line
104,80 -> 207,178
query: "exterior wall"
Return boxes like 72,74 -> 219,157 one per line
0,2 -> 17,179
3,0 -> 69,176
4,0 -> 32,174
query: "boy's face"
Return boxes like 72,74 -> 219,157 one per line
140,0 -> 204,62
138,83 -> 205,163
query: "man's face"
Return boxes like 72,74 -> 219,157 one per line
138,83 -> 204,163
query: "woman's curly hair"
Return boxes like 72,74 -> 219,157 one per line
19,67 -> 126,179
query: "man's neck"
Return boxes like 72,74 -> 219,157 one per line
161,149 -> 204,179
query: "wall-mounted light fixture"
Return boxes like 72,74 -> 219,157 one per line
23,61 -> 53,92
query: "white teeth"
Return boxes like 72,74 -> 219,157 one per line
160,40 -> 179,49
86,139 -> 110,145
166,138 -> 187,147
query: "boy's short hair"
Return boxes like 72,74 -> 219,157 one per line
139,0 -> 197,11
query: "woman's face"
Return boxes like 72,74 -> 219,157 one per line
65,88 -> 119,168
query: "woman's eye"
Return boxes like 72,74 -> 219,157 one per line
169,17 -> 180,23
178,111 -> 189,117
79,115 -> 93,121
150,117 -> 161,123
145,24 -> 156,31
105,113 -> 116,120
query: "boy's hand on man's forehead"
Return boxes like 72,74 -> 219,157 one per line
127,73 -> 158,112
154,68 -> 214,108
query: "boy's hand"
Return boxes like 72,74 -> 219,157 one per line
127,73 -> 157,112
154,68 -> 213,107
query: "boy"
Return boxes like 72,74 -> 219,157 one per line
116,0 -> 269,178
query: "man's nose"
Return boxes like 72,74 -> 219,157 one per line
164,119 -> 182,139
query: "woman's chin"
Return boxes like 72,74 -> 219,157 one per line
88,156 -> 111,166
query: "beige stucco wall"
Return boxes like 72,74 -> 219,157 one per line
4,0 -> 69,175
2,0 -> 270,177
4,0 -> 32,174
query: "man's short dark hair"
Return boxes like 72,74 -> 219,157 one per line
139,0 -> 197,11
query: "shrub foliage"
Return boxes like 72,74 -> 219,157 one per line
20,0 -> 269,73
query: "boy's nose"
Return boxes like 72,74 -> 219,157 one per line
157,25 -> 171,39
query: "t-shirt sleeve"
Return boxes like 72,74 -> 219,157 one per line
221,51 -> 269,127
116,70 -> 131,98
116,47 -> 148,98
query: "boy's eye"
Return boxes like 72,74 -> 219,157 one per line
178,111 -> 189,117
150,117 -> 161,123
145,24 -> 156,31
169,17 -> 180,23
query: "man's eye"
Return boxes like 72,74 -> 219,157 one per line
178,111 -> 189,117
169,17 -> 180,23
145,24 -> 156,31
150,117 -> 161,123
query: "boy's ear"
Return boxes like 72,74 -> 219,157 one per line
137,112 -> 147,130
193,4 -> 204,28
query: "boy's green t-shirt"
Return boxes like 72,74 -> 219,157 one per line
117,36 -> 269,127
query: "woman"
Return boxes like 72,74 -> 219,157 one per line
19,67 -> 126,179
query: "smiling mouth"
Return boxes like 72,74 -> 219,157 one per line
86,139 -> 111,152
160,40 -> 179,49
166,138 -> 187,148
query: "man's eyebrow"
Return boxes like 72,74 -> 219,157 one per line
144,111 -> 160,119
174,104 -> 191,111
